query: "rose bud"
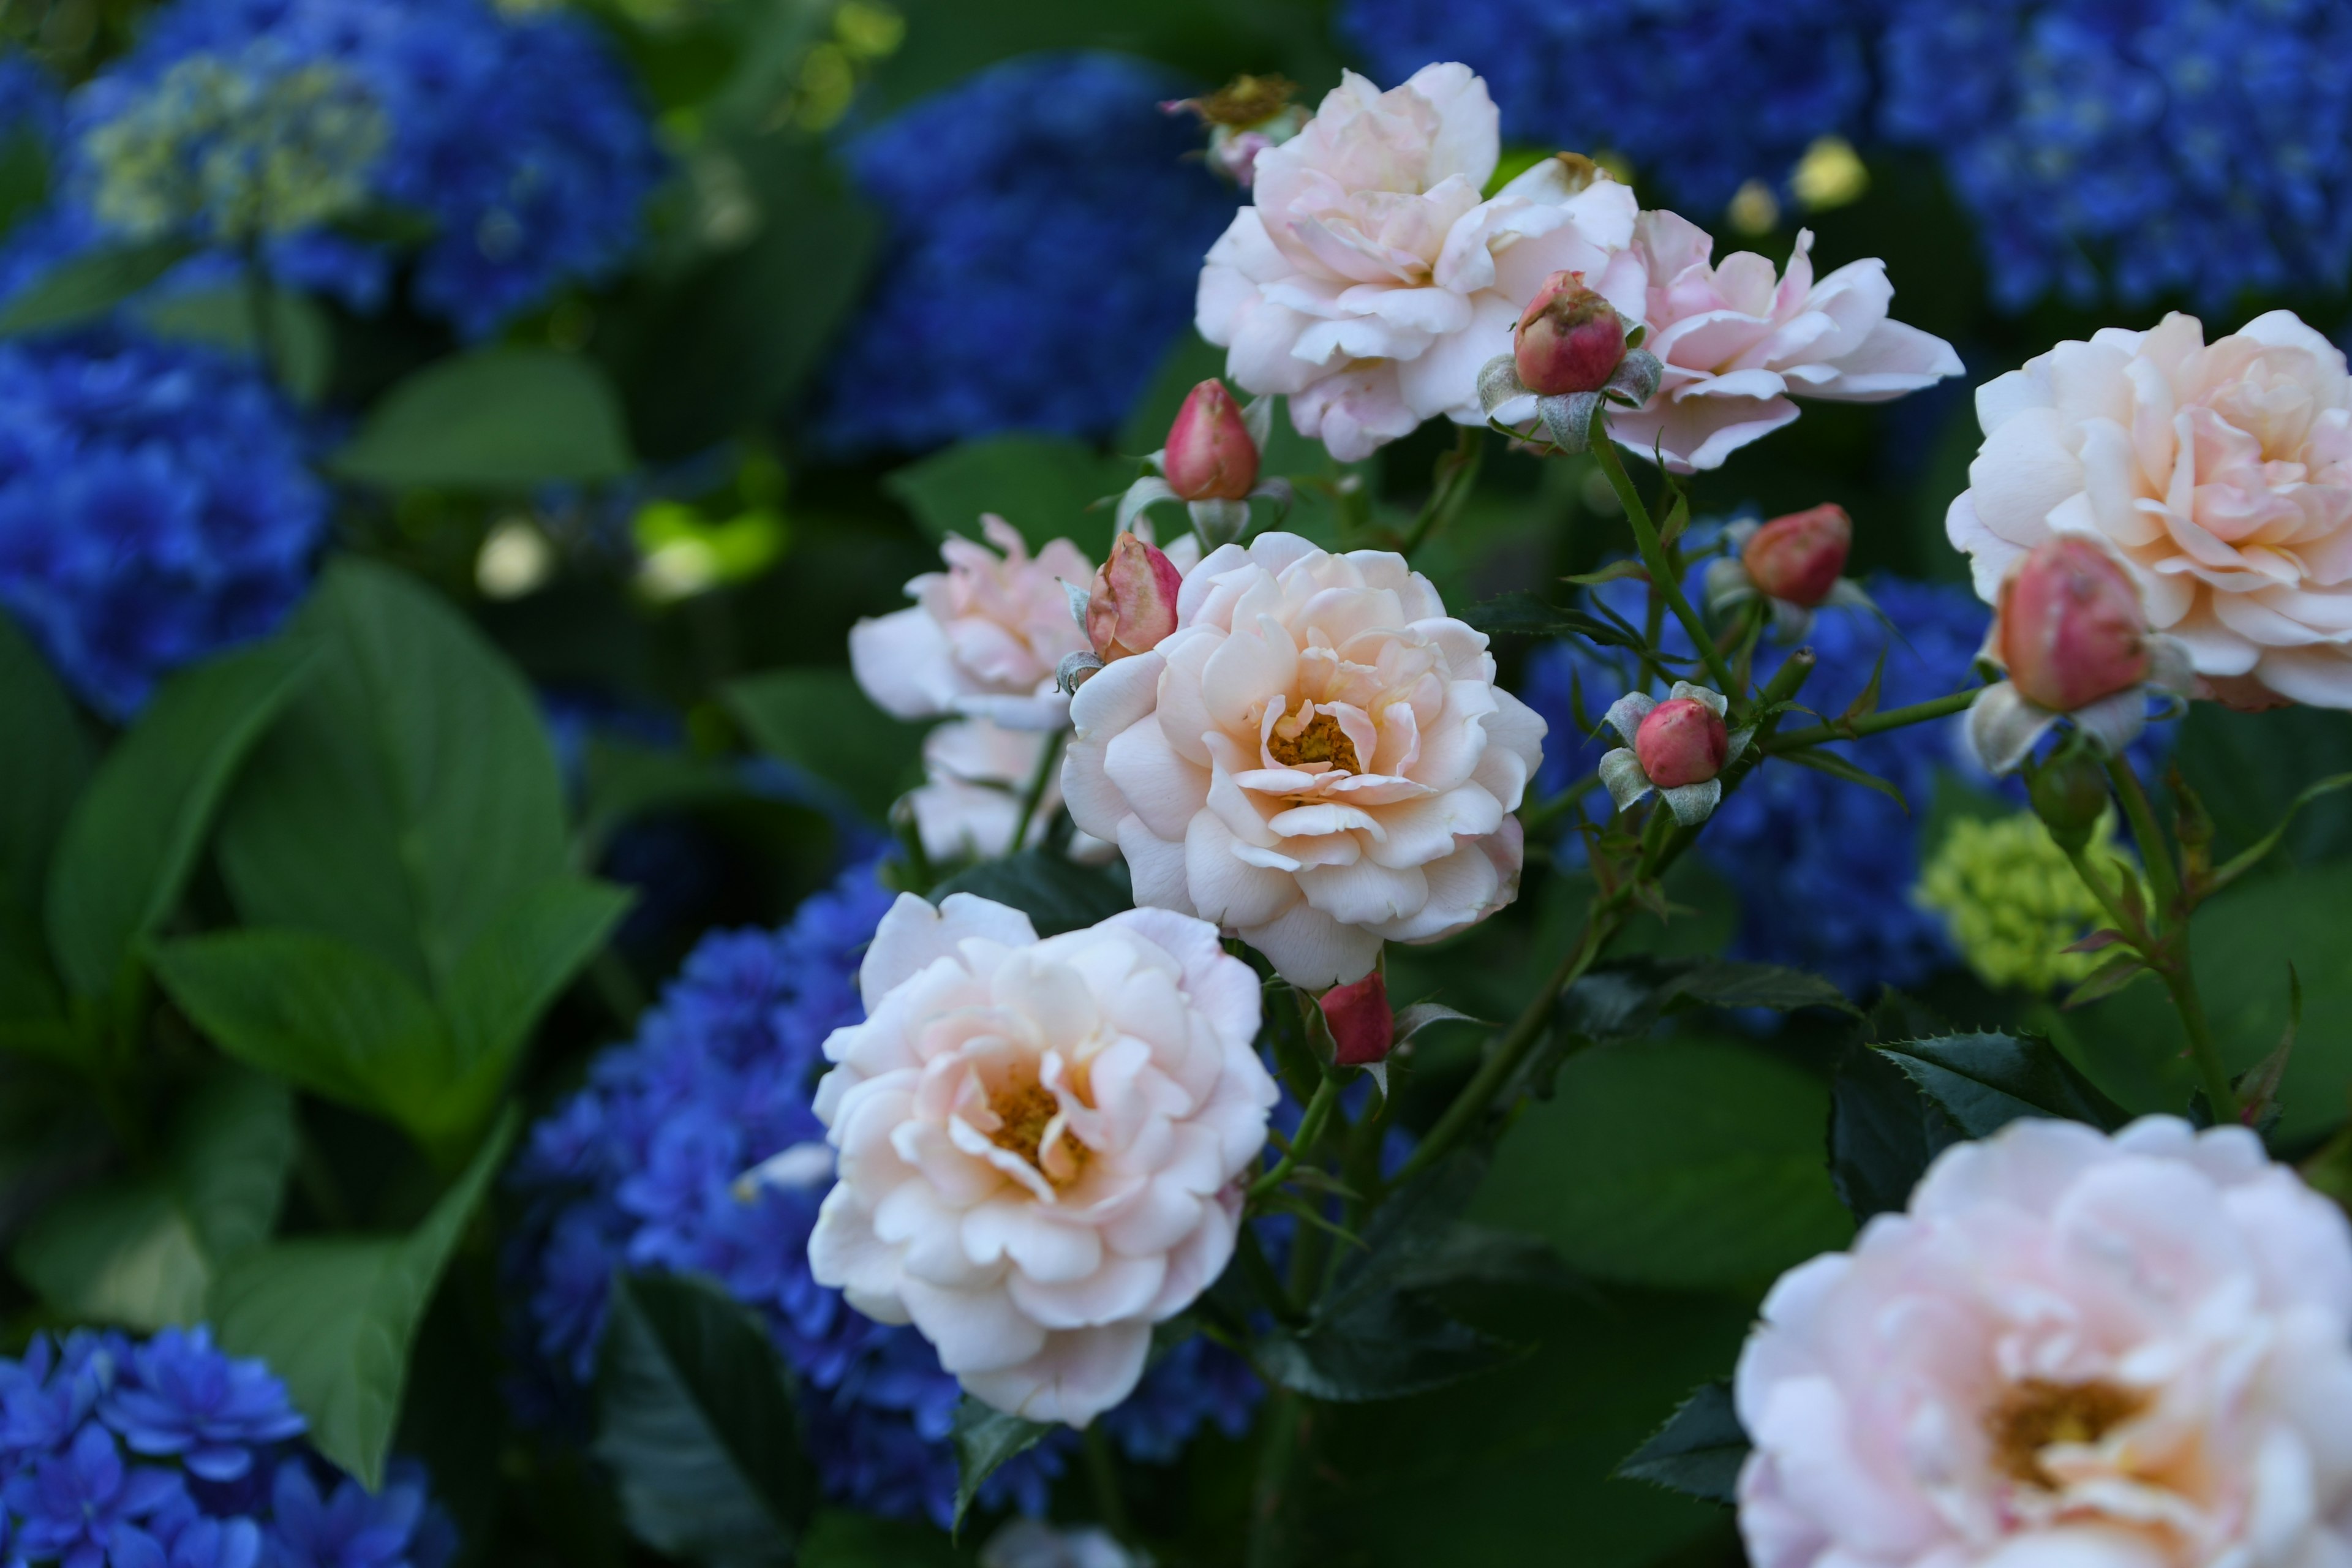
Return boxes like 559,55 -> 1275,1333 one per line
1085,532 -> 1182,662
1513,270 -> 1627,396
1998,537 -> 2152,714
1319,971 -> 1392,1067
1163,380 -> 1259,502
1635,698 -> 1730,789
1743,503 -> 1852,608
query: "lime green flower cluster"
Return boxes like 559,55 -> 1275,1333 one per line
84,46 -> 388,244
1915,810 -> 2134,993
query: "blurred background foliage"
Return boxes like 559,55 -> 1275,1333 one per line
1,0 -> 2350,1564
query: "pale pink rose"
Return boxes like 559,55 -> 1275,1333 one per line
1195,62 -> 1645,462
807,893 -> 1276,1425
1948,311 -> 2352,710
1611,211 -> 1962,473
1061,533 -> 1544,988
1737,1115 -> 2352,1568
850,516 -> 1093,729
906,719 -> 1110,865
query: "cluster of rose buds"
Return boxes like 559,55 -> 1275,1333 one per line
1966,535 -> 2192,774
1477,270 -> 1664,455
1704,503 -> 1870,639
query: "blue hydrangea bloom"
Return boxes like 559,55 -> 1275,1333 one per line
1338,0 -> 1880,211
1879,0 -> 2352,311
506,859 -> 1265,1527
0,328 -> 326,717
60,0 -> 663,338
99,1330 -> 306,1484
813,52 -> 1239,454
0,1330 -> 449,1568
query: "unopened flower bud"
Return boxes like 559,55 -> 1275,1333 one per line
2024,749 -> 2111,853
1997,538 -> 2151,714
1085,532 -> 1182,661
1513,270 -> 1626,396
1319,971 -> 1392,1067
1164,380 -> 1258,502
1635,698 -> 1730,789
1743,503 -> 1852,608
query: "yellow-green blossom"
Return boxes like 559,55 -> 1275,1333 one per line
1915,810 -> 2134,993
83,46 -> 388,244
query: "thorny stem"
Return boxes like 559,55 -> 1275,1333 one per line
2099,755 -> 2235,1121
1588,410 -> 1741,699
1764,688 -> 1978,752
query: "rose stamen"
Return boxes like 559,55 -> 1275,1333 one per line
1988,1378 -> 2147,1490
987,1076 -> 1087,1187
1268,710 -> 1360,774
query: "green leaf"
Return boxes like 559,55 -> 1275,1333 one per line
148,928 -> 453,1144
1616,1382 -> 1749,1504
217,560 -> 570,995
0,238 -> 192,336
132,284 -> 334,405
1876,1031 -> 2130,1139
209,1107 -> 515,1489
329,348 -> 635,491
1474,1037 -> 1853,1291
723,667 -> 926,825
950,1398 -> 1052,1531
929,852 -> 1130,938
594,1272 -> 816,1564
1774,744 -> 1910,809
615,137 -> 877,461
0,613 -> 89,922
1827,1034 -> 1954,1224
441,876 -> 632,1081
45,639 -> 311,1003
1663,960 -> 1856,1016
2174,702 -> 2352,867
0,126 -> 48,247
2209,771 -> 2352,894
1458,593 -> 1642,649
12,1068 -> 293,1330
883,434 -> 1134,564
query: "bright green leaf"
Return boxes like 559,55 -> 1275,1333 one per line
329,348 -> 635,491
594,1272 -> 816,1564
723,667 -> 925,825
45,639 -> 310,1003
209,1107 -> 516,1489
217,560 -> 570,995
12,1068 -> 293,1330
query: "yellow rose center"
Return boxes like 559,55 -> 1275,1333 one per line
1268,711 -> 1361,774
987,1076 -> 1087,1186
1987,1378 -> 2146,1490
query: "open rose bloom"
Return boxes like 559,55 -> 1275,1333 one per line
1063,533 -> 1544,988
1948,311 -> 2352,710
1196,62 -> 1643,462
807,893 -> 1275,1425
1738,1116 -> 2352,1568
1617,214 -> 1962,473
850,515 -> 1093,729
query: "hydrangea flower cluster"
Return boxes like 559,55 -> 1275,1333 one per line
64,0 -> 664,337
813,53 -> 1239,453
1523,570 -> 1995,998
1338,0 -> 1880,212
1879,0 -> 2352,310
0,1325 -> 453,1568
504,862 -> 1262,1526
1915,809 -> 2122,993
0,329 -> 326,718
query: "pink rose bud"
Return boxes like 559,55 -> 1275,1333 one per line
1744,503 -> 1852,608
1085,532 -> 1182,662
1635,698 -> 1730,789
1319,971 -> 1392,1067
1513,270 -> 1627,396
1998,537 -> 2152,713
1163,380 -> 1259,502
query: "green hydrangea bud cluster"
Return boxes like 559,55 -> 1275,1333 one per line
84,45 -> 389,244
1913,810 -> 2133,994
